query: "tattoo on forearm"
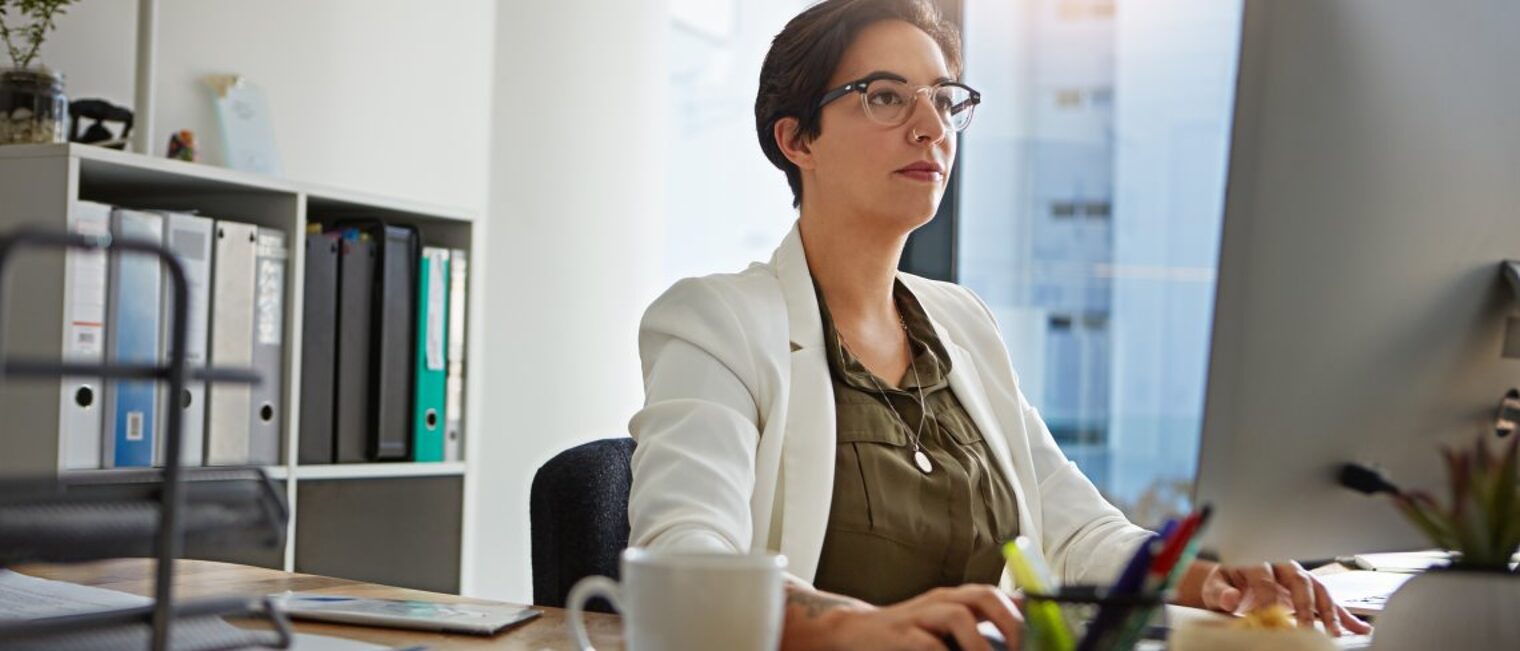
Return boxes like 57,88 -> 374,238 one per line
785,589 -> 858,619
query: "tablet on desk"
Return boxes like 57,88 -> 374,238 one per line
271,592 -> 540,635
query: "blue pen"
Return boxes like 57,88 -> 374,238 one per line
1075,531 -> 1164,651
1157,519 -> 1179,543
1113,527 -> 1167,596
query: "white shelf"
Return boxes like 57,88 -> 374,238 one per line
0,143 -> 477,223
0,142 -> 299,194
290,462 -> 466,481
0,143 -> 482,593
305,182 -> 475,223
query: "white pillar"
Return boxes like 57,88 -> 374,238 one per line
467,0 -> 669,600
131,0 -> 157,154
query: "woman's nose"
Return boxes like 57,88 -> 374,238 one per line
905,91 -> 949,145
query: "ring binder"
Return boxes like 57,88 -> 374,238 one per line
0,226 -> 285,651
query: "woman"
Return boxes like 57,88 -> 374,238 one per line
628,1 -> 1373,648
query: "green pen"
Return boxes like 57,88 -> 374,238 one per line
1003,540 -> 1075,651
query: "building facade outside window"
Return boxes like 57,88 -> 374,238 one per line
958,0 -> 1245,527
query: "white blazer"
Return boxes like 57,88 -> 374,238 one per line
627,222 -> 1150,589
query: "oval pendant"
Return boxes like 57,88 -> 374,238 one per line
914,450 -> 934,474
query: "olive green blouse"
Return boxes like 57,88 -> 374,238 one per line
811,281 -> 1020,606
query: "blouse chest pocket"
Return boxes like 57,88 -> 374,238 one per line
835,399 -> 911,446
830,400 -> 915,535
933,402 -> 986,446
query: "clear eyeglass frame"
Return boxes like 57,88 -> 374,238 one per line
816,74 -> 982,132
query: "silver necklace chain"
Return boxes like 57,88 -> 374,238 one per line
837,313 -> 936,474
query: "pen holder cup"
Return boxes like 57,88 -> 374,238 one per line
1022,586 -> 1166,651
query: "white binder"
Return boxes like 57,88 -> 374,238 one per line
444,249 -> 467,462
59,200 -> 112,470
206,220 -> 258,466
157,212 -> 213,467
248,228 -> 286,465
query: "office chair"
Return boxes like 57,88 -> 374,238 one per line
529,437 -> 636,612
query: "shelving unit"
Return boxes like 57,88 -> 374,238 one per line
0,143 -> 482,593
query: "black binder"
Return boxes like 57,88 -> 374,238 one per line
298,232 -> 339,464
371,223 -> 418,461
330,220 -> 418,462
333,234 -> 375,463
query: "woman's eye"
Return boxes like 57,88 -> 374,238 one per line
868,90 -> 905,106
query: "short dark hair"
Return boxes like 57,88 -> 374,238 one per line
755,0 -> 962,208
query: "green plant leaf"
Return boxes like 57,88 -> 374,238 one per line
1398,491 -> 1460,550
1490,435 -> 1520,560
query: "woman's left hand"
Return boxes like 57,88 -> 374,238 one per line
1195,561 -> 1373,636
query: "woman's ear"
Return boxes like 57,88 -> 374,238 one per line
773,117 -> 815,171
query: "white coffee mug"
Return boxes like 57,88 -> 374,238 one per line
567,548 -> 787,651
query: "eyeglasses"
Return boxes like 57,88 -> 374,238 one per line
817,73 -> 982,132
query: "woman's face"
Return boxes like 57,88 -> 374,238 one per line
807,20 -> 957,232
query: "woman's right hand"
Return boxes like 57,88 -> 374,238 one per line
783,584 -> 1024,651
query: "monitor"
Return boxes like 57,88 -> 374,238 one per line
1193,0 -> 1520,563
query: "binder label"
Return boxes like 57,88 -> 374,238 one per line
66,215 -> 109,359
426,250 -> 446,371
72,324 -> 103,355
257,258 -> 284,346
126,411 -> 145,441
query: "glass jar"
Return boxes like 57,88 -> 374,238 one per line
0,68 -> 68,145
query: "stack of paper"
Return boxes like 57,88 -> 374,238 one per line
1318,570 -> 1414,616
0,570 -> 394,650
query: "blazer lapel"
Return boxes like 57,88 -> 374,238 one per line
770,223 -> 836,582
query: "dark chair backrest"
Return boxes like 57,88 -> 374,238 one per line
529,437 -> 637,612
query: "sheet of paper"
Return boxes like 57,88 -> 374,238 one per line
1349,550 -> 1450,573
0,571 -> 400,650
0,569 -> 149,619
1351,549 -> 1520,572
1318,570 -> 1412,614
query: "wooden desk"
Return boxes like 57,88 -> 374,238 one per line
14,559 -> 623,650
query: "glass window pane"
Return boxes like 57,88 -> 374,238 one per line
958,0 -> 1245,528
665,1 -> 809,285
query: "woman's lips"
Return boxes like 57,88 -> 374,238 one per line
895,169 -> 943,183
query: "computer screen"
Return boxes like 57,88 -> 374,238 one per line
1192,0 -> 1520,563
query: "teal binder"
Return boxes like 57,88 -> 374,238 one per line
412,248 -> 450,461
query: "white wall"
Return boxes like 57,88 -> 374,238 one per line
36,0 -> 673,602
38,0 -> 495,213
472,0 -> 669,602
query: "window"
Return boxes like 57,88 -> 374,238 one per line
665,1 -> 809,285
958,0 -> 1244,527
1059,1 -> 1116,21
1055,89 -> 1084,109
1083,201 -> 1112,219
1051,201 -> 1078,219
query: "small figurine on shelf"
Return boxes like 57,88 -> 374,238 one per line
67,98 -> 133,149
167,129 -> 197,161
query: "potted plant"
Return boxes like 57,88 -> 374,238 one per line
0,0 -> 76,145
1370,433 -> 1520,649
